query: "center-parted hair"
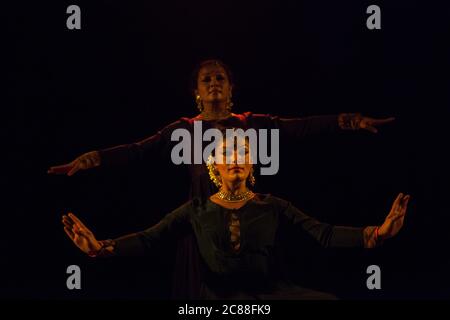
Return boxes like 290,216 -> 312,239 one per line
190,59 -> 235,96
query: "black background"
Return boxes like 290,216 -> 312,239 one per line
5,0 -> 450,299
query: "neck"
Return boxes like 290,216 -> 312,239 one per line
200,102 -> 231,120
216,181 -> 254,202
221,180 -> 248,195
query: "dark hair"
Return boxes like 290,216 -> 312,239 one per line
190,59 -> 234,96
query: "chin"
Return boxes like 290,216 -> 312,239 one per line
208,97 -> 225,104
228,173 -> 247,182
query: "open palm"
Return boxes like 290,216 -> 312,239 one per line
379,193 -> 410,239
62,213 -> 101,254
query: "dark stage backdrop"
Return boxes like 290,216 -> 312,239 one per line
5,0 -> 450,299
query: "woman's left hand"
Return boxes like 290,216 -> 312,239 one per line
378,193 -> 410,240
338,113 -> 395,133
359,115 -> 396,134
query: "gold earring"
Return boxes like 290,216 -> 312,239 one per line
196,95 -> 204,112
226,93 -> 234,111
248,167 -> 256,186
207,155 -> 222,188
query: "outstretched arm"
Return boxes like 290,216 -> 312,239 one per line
112,202 -> 191,256
281,192 -> 410,248
252,113 -> 395,140
48,133 -> 164,177
62,202 -> 191,257
48,119 -> 185,176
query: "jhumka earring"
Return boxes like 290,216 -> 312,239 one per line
248,167 -> 256,186
196,95 -> 204,112
226,93 -> 234,111
207,155 -> 222,188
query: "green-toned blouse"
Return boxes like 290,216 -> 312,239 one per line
114,194 -> 364,298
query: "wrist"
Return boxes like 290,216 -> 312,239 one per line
338,113 -> 362,130
363,226 -> 384,248
375,226 -> 381,241
376,225 -> 388,241
92,151 -> 101,167
375,226 -> 386,244
88,239 -> 116,258
87,151 -> 102,167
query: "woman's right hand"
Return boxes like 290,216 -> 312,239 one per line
62,213 -> 101,255
48,151 -> 101,176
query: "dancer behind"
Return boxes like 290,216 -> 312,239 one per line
49,59 -> 394,198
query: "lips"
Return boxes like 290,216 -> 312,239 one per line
229,166 -> 243,171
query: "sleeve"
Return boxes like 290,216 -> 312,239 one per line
113,201 -> 192,256
98,118 -> 188,168
251,113 -> 340,140
276,198 -> 365,248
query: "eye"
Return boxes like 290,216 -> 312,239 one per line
201,76 -> 211,82
223,148 -> 233,156
216,74 -> 225,81
238,147 -> 249,157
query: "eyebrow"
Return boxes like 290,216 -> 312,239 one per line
222,145 -> 249,151
199,72 -> 226,77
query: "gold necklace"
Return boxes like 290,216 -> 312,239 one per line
216,189 -> 254,202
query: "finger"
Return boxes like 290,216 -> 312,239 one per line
401,194 -> 410,206
67,162 -> 81,176
388,193 -> 404,218
62,215 -> 74,224
79,160 -> 89,170
365,126 -> 378,134
47,163 -> 74,174
80,157 -> 95,170
390,204 -> 408,220
390,212 -> 406,223
74,227 -> 94,242
64,226 -> 75,240
68,213 -> 88,229
73,225 -> 88,237
371,117 -> 396,126
72,223 -> 80,233
63,215 -> 76,227
400,195 -> 411,213
392,193 -> 404,208
396,194 -> 409,211
74,227 -> 88,236
62,219 -> 73,229
405,194 -> 410,204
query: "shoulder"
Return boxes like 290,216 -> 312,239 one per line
252,193 -> 291,210
186,197 -> 214,213
147,118 -> 192,139
165,117 -> 192,129
236,112 -> 277,121
153,118 -> 197,142
166,200 -> 197,218
240,113 -> 280,129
